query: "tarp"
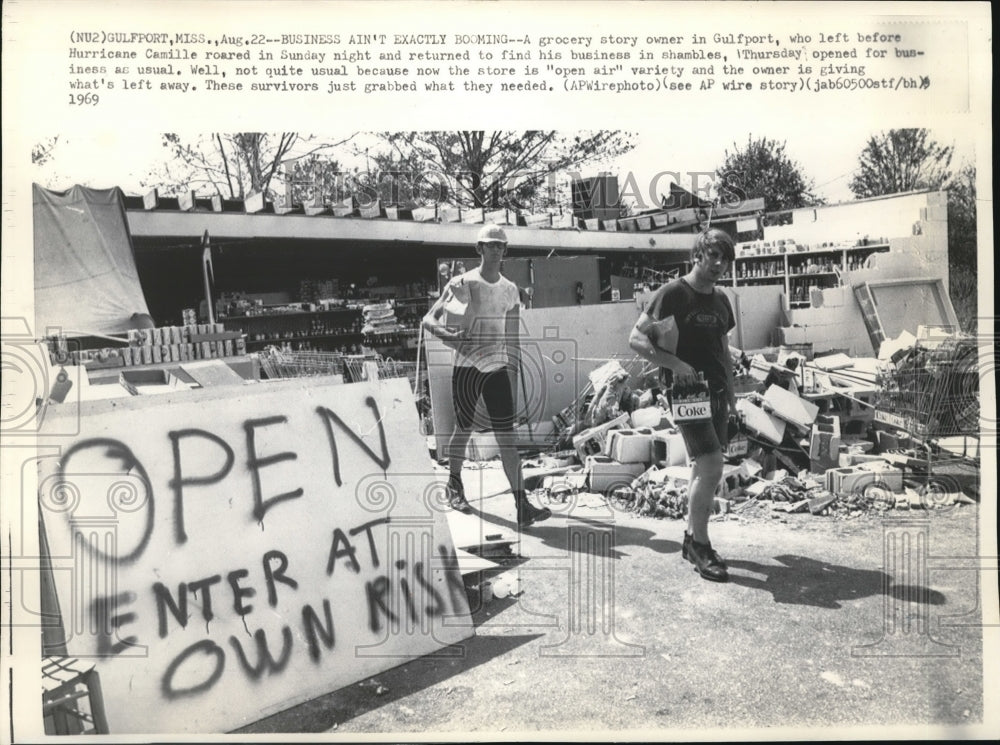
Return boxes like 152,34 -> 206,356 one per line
33,183 -> 149,335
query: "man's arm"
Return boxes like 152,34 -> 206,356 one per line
628,312 -> 697,384
421,290 -> 466,351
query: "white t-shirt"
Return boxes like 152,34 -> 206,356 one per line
447,267 -> 521,372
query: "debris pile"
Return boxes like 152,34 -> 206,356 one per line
530,337 -> 978,522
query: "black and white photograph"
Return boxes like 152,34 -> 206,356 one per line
1,1 -> 995,742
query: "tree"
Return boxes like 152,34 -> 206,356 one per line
715,135 -> 821,213
849,128 -> 953,199
151,133 -> 353,200
946,162 -> 977,332
366,131 -> 635,210
31,137 -> 60,166
947,162 -> 977,268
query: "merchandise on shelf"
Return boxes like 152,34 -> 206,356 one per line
47,323 -> 247,369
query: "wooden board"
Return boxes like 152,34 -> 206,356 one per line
37,377 -> 473,734
853,282 -> 886,352
180,359 -> 251,388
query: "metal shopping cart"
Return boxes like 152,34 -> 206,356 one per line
258,346 -> 349,380
873,334 -> 980,495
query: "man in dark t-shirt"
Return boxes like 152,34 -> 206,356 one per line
629,228 -> 738,582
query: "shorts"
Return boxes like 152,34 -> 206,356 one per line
452,365 -> 516,432
677,390 -> 729,458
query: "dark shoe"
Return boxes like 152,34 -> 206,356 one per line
687,538 -> 729,582
681,531 -> 693,561
517,500 -> 552,528
447,484 -> 473,514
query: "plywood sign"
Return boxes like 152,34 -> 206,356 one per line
37,377 -> 472,734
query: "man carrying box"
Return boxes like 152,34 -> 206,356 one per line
422,224 -> 551,529
629,228 -> 739,582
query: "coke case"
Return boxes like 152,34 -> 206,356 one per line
670,373 -> 712,423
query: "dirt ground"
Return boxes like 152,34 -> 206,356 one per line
239,465 -> 992,740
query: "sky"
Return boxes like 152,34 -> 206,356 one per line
30,124 -> 974,209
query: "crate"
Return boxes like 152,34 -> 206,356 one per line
42,657 -> 109,735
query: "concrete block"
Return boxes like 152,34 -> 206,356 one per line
630,406 -> 667,429
651,429 -> 688,467
819,285 -> 849,308
907,488 -> 927,510
584,455 -> 647,493
838,451 -> 888,468
572,413 -> 631,460
923,204 -> 947,221
809,415 -> 842,472
857,461 -> 904,492
778,326 -> 809,345
713,497 -> 732,514
925,190 -> 947,207
826,464 -> 903,495
786,306 -> 829,327
763,384 -> 819,429
608,428 -> 655,464
736,399 -> 786,445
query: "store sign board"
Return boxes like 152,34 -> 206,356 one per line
38,377 -> 472,734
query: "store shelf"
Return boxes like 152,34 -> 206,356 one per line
846,243 -> 890,251
733,241 -> 890,303
220,308 -> 357,321
248,331 -> 362,342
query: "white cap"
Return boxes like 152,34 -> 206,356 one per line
476,224 -> 508,244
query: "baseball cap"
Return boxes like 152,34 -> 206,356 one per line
476,224 -> 508,244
